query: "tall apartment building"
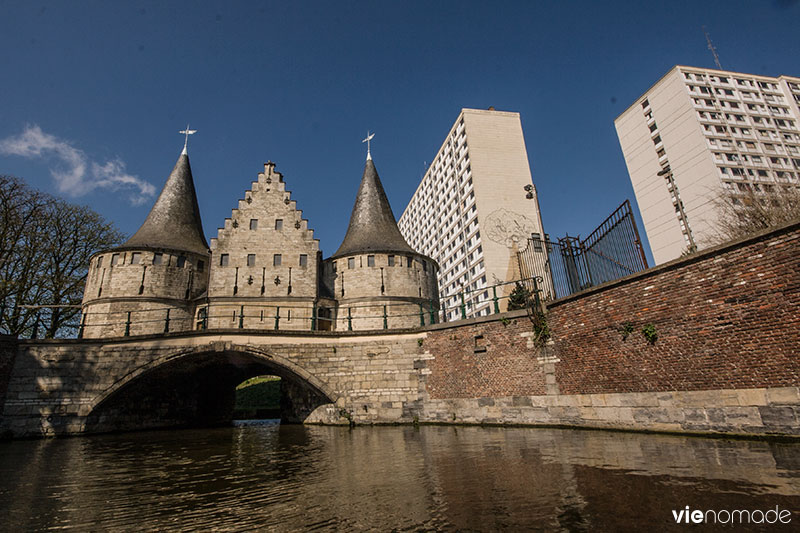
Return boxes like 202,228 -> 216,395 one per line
398,108 -> 545,320
615,65 -> 800,264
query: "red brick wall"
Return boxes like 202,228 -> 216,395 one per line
550,222 -> 800,395
425,222 -> 800,399
425,317 -> 546,399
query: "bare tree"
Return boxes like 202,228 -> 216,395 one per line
0,175 -> 125,337
710,184 -> 800,244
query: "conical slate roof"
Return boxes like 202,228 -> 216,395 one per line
123,151 -> 209,255
332,158 -> 414,258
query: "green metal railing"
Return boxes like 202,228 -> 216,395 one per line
23,276 -> 544,339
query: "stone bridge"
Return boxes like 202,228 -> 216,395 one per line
0,329 -> 431,438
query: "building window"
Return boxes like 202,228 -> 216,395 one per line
177,256 -> 186,268
332,261 -> 337,272
220,254 -> 229,266
348,257 -> 355,269
388,255 -> 395,266
275,219 -> 283,230
406,255 -> 413,268
197,260 -> 205,272
111,253 -> 120,266
273,254 -> 281,266
153,253 -> 163,265
299,254 -> 307,267
131,252 -> 141,264
250,219 -> 258,230
367,255 -> 375,267
247,254 -> 256,267
96,256 -> 103,268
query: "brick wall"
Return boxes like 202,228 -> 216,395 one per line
424,221 -> 800,400
425,315 -> 547,399
549,221 -> 800,395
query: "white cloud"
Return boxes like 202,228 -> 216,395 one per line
0,125 -> 156,205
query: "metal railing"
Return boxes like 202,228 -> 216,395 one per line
517,200 -> 648,301
16,276 -> 547,339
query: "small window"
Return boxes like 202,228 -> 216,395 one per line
275,219 -> 283,230
422,260 -> 427,272
153,253 -> 163,265
250,219 -> 258,230
96,256 -> 104,268
197,260 -> 205,272
367,255 -> 375,267
177,256 -> 186,268
220,254 -> 229,266
247,254 -> 256,267
388,255 -> 395,266
299,254 -> 308,267
111,253 -> 120,266
406,255 -> 413,268
273,254 -> 281,266
332,261 -> 337,272
348,257 -> 355,269
131,252 -> 141,264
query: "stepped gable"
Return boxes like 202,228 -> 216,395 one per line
332,158 -> 415,259
123,151 -> 209,255
209,161 -> 318,249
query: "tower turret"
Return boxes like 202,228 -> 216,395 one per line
81,148 -> 210,338
324,156 -> 439,330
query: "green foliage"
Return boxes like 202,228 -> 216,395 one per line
417,338 -> 424,347
507,282 -> 532,311
500,316 -> 511,326
619,322 -> 634,340
234,376 -> 281,411
641,323 -> 658,345
530,310 -> 550,345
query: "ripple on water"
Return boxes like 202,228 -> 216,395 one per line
0,425 -> 798,531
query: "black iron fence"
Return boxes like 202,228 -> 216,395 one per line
517,200 -> 648,301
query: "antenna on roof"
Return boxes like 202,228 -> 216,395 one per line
703,26 -> 723,70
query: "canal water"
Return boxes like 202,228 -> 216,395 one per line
1,423 -> 798,531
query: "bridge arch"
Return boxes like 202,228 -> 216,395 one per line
85,343 -> 339,434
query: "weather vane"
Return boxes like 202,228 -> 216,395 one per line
179,124 -> 197,154
362,130 -> 375,160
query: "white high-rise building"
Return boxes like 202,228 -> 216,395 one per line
615,65 -> 800,264
398,108 -> 545,320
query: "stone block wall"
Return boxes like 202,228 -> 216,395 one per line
81,248 -> 209,338
0,335 -> 18,417
208,162 -> 319,301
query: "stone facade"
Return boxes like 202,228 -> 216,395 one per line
81,248 -> 209,337
206,162 -> 321,331
81,152 -> 439,335
322,251 -> 439,330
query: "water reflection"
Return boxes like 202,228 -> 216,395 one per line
1,426 -> 798,531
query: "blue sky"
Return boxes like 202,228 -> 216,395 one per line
1,1 -> 799,262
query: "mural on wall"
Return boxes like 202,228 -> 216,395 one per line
484,208 -> 538,296
484,208 -> 538,249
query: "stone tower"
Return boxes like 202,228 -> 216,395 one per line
204,162 -> 321,331
81,148 -> 210,338
323,155 -> 439,330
